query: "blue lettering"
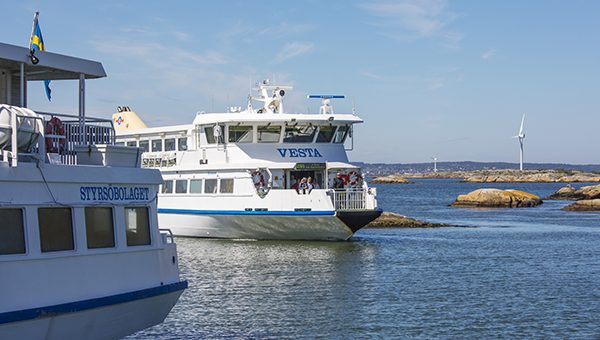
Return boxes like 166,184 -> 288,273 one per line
306,149 -> 314,157
289,149 -> 298,157
277,148 -> 287,157
298,149 -> 306,157
80,187 -> 86,200
313,149 -> 323,157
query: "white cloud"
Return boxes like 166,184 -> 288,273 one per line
274,42 -> 314,63
359,0 -> 463,48
481,48 -> 497,60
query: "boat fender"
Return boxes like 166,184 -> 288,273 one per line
45,117 -> 66,153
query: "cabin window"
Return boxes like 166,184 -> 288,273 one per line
333,125 -> 349,143
204,125 -> 224,144
164,138 -> 176,151
0,208 -> 25,255
162,180 -> 174,194
125,207 -> 151,246
178,137 -> 188,151
316,126 -> 336,143
205,179 -> 218,194
257,125 -> 281,143
151,139 -> 163,152
126,141 -> 137,147
175,180 -> 188,194
115,141 -> 125,146
38,208 -> 74,252
220,179 -> 234,193
228,125 -> 253,143
190,179 -> 203,193
284,125 -> 316,143
139,140 -> 149,152
85,207 -> 115,249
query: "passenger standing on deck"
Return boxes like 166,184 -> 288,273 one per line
299,177 -> 308,194
306,177 -> 315,193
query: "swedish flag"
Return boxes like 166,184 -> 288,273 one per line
30,12 -> 52,101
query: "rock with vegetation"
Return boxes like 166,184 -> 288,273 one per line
563,199 -> 600,211
547,184 -> 600,200
401,169 -> 600,183
366,212 -> 447,228
370,175 -> 412,184
451,188 -> 542,208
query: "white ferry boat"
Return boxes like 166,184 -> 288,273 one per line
114,81 -> 382,240
0,42 -> 187,339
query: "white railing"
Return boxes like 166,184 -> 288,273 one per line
329,189 -> 367,211
159,228 -> 176,244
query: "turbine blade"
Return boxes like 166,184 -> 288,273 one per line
519,114 -> 525,135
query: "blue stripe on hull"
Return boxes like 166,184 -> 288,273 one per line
0,281 -> 188,325
157,208 -> 336,216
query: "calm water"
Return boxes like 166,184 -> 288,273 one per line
130,179 -> 600,339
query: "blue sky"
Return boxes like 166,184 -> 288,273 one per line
3,0 -> 599,164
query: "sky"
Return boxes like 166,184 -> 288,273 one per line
2,0 -> 599,164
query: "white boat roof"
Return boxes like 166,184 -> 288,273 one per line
0,42 -> 106,80
192,112 -> 363,126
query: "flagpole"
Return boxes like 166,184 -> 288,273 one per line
29,12 -> 39,50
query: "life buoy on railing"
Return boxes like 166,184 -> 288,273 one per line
348,171 -> 363,188
45,117 -> 66,153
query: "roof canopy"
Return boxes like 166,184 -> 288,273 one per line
0,42 -> 106,80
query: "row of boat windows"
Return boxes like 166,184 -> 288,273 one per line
204,124 -> 349,144
0,207 -> 151,256
115,137 -> 188,153
162,178 -> 235,194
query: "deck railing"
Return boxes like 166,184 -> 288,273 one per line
329,189 -> 367,210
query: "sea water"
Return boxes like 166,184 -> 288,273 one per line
130,179 -> 600,338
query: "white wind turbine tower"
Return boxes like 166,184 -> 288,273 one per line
432,157 -> 438,172
513,114 -> 526,171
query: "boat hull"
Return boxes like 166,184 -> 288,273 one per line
158,209 -> 380,240
0,282 -> 186,340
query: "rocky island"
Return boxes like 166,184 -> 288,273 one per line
375,169 -> 600,183
366,212 -> 448,228
451,188 -> 542,208
369,175 -> 412,184
547,183 -> 600,211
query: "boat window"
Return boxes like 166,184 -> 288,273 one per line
85,207 -> 115,249
204,125 -> 225,144
38,208 -> 74,252
0,208 -> 25,255
316,125 -> 336,143
139,140 -> 149,152
164,138 -> 176,151
175,180 -> 188,194
257,125 -> 281,143
205,179 -> 218,194
333,125 -> 349,143
228,125 -> 253,143
178,137 -> 188,151
151,139 -> 163,152
284,125 -> 316,143
162,180 -> 174,194
220,179 -> 234,193
115,141 -> 125,146
190,179 -> 203,193
127,141 -> 137,147
125,207 -> 151,246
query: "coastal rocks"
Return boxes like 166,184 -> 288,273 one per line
547,184 -> 600,200
563,199 -> 600,211
366,212 -> 447,228
370,175 -> 412,184
461,170 -> 600,183
451,188 -> 542,208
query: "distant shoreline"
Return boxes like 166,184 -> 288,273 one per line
371,169 -> 600,183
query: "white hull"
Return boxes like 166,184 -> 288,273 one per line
0,287 -> 184,340
159,212 -> 353,240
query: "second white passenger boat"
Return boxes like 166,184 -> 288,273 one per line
114,81 -> 382,240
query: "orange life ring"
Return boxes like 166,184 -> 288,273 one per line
45,117 -> 66,153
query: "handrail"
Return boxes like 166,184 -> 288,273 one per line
159,228 -> 175,244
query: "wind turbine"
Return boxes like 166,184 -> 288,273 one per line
513,114 -> 525,171
432,157 -> 438,172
